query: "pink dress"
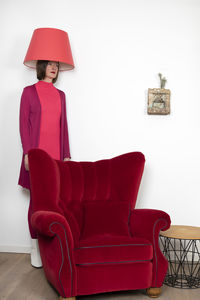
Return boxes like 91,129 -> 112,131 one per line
35,80 -> 61,160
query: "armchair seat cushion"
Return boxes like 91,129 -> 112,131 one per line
75,235 -> 153,265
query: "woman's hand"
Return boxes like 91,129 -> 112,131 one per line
24,154 -> 29,171
64,157 -> 71,161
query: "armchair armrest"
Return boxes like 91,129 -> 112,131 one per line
130,209 -> 171,288
31,210 -> 77,298
130,209 -> 171,238
31,210 -> 73,242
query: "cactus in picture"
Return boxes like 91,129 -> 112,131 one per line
158,73 -> 167,89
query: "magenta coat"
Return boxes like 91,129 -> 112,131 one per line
18,83 -> 71,190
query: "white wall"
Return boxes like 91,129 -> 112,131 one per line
0,0 -> 200,252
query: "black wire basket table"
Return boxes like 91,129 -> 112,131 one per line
160,225 -> 200,289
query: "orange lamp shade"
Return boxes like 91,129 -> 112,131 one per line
23,28 -> 74,71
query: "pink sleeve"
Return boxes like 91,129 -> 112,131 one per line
19,87 -> 31,154
63,92 -> 71,159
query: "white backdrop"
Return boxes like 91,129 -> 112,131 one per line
0,0 -> 200,252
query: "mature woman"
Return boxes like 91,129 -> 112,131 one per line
18,60 -> 71,267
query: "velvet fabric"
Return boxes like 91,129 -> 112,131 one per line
76,263 -> 152,295
28,149 -> 171,298
130,209 -> 171,287
28,192 -> 37,238
75,235 -> 153,265
81,201 -> 131,239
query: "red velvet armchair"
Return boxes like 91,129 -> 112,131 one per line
28,149 -> 171,300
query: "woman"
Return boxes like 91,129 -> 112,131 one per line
18,60 -> 71,267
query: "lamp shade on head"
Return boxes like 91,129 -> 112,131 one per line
23,28 -> 74,71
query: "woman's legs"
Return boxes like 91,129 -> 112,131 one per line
30,238 -> 42,268
28,190 -> 42,268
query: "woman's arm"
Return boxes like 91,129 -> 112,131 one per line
19,87 -> 31,171
24,154 -> 29,170
63,92 -> 71,159
19,87 -> 31,155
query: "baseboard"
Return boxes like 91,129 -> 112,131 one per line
0,245 -> 31,254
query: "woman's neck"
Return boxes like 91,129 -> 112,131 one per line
41,78 -> 53,83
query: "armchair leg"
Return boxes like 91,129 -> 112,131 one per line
59,297 -> 76,300
146,287 -> 161,298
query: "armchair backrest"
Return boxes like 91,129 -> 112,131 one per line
28,149 -> 145,241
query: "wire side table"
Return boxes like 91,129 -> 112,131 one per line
160,225 -> 200,288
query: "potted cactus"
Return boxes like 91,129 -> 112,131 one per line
147,73 -> 170,115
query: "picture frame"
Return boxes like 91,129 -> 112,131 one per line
147,88 -> 170,115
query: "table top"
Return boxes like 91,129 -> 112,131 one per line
160,225 -> 200,240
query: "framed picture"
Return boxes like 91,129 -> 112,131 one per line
148,88 -> 170,115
